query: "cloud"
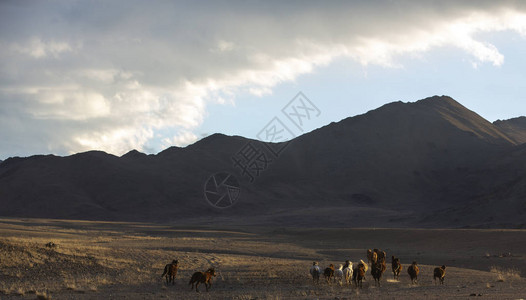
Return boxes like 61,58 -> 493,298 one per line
12,37 -> 73,59
1,1 -> 526,158
162,131 -> 199,148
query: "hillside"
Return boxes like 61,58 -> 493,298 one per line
0,95 -> 525,228
494,116 -> 526,144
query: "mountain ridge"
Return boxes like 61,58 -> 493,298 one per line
1,95 -> 525,228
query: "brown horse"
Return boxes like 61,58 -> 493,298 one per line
434,265 -> 446,285
323,264 -> 335,284
161,260 -> 179,285
391,256 -> 402,280
367,249 -> 374,264
189,268 -> 216,292
376,250 -> 386,263
353,263 -> 366,288
408,261 -> 419,284
371,260 -> 387,286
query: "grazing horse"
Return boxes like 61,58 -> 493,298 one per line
434,265 -> 446,285
391,256 -> 402,280
323,264 -> 335,284
371,260 -> 387,286
353,263 -> 366,288
189,268 -> 216,292
343,261 -> 353,285
309,262 -> 321,284
408,261 -> 419,284
161,260 -> 179,285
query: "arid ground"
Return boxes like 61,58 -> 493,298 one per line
0,218 -> 525,299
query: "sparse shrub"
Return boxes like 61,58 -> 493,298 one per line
14,287 -> 25,295
45,242 -> 57,249
490,265 -> 521,282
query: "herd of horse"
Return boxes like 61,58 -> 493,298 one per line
309,248 -> 447,288
161,260 -> 216,292
160,248 -> 447,293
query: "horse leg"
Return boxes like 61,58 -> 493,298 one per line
195,282 -> 200,292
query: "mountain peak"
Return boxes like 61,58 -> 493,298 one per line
417,95 -> 459,105
415,95 -> 515,145
121,149 -> 148,159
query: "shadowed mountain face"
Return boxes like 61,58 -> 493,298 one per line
1,96 -> 525,228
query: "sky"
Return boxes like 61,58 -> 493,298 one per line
1,1 -> 526,160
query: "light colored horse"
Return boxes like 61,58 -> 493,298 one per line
309,262 -> 321,284
334,264 -> 344,285
343,262 -> 353,285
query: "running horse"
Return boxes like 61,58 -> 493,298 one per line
189,268 -> 216,292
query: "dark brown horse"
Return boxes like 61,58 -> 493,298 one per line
323,264 -> 335,284
353,263 -> 366,288
161,260 -> 179,285
371,260 -> 387,286
376,249 -> 387,263
408,261 -> 419,284
391,256 -> 402,280
189,268 -> 216,292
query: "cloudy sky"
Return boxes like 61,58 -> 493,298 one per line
1,1 -> 526,159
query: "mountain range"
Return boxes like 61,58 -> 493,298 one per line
1,95 -> 525,228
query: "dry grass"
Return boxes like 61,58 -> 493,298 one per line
490,265 -> 521,282
35,290 -> 52,300
0,219 -> 525,299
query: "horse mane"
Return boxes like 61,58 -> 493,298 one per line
360,259 -> 369,272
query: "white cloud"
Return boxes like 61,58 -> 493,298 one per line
214,40 -> 235,52
1,1 -> 526,158
13,37 -> 73,58
161,131 -> 199,148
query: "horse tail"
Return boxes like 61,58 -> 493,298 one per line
161,265 -> 168,277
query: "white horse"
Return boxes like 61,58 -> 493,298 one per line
309,262 -> 321,284
343,262 -> 354,285
334,264 -> 344,285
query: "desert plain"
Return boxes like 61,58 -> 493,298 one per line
0,218 -> 525,299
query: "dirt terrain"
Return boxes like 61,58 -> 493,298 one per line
0,218 -> 525,299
